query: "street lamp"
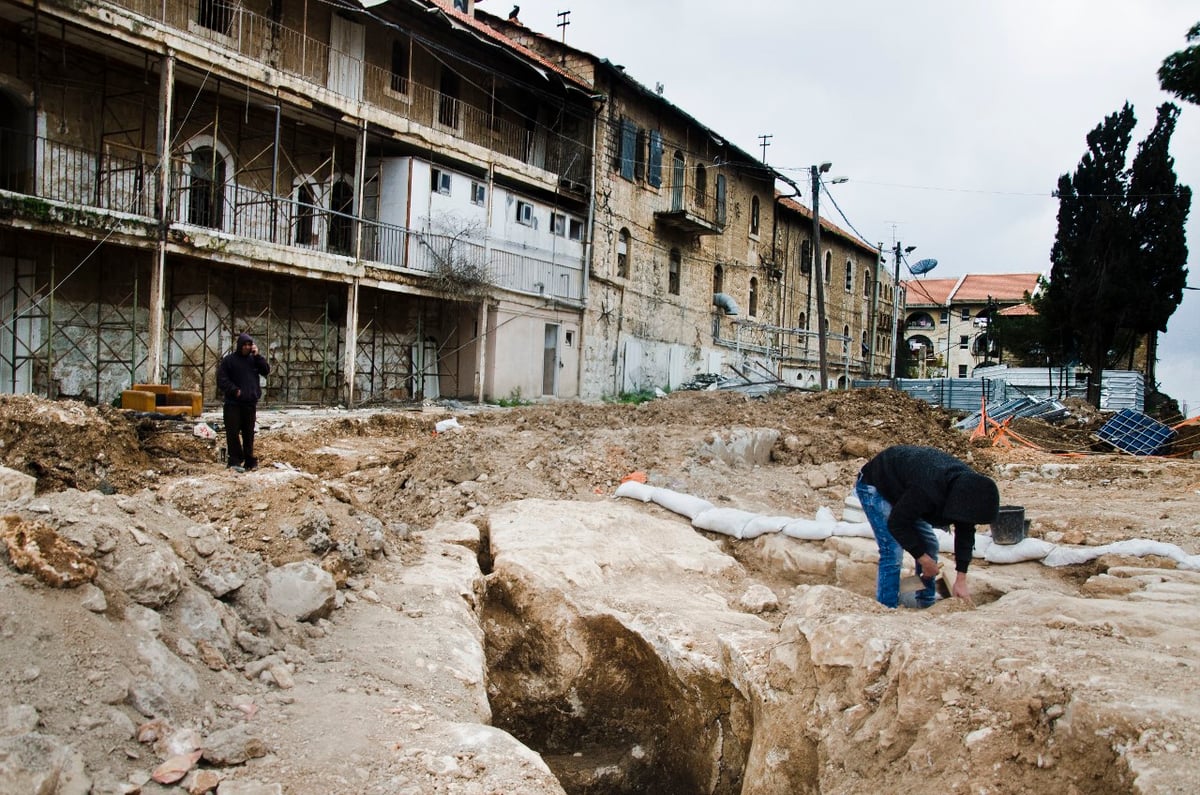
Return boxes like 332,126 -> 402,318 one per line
810,163 -> 847,390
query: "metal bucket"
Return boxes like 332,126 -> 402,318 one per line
991,505 -> 1026,545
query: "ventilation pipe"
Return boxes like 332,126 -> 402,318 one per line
713,292 -> 739,315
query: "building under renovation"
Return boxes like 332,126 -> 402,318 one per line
1,0 -> 894,407
0,0 -> 594,405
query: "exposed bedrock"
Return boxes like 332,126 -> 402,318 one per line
477,499 -> 1200,795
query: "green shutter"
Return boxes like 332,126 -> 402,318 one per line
620,119 -> 636,180
716,174 -> 727,225
647,130 -> 663,187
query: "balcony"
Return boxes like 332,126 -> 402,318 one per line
88,0 -> 590,184
0,130 -> 582,303
654,169 -> 725,235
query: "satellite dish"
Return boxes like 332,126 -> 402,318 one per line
910,258 -> 938,276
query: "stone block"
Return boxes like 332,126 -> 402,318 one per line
0,466 -> 36,504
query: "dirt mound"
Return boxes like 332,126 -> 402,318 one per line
0,395 -> 157,493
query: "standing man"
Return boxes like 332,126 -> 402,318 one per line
855,445 -> 999,608
216,332 -> 270,472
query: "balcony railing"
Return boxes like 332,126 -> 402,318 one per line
99,0 -> 590,183
1,130 -> 581,302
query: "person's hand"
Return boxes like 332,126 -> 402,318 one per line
952,572 -> 974,606
916,553 -> 939,580
250,344 -> 258,356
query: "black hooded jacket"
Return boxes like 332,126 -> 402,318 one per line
216,333 -> 270,405
859,445 -> 1000,572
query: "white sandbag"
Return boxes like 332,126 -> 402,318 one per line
742,515 -> 791,539
781,518 -> 832,540
650,488 -> 716,519
842,493 -> 866,523
614,480 -> 655,502
831,521 -> 873,538
842,506 -> 867,523
973,534 -> 993,558
1042,544 -> 1108,567
814,506 -> 838,530
984,537 -> 1055,564
933,527 -> 954,553
692,507 -> 758,539
1103,538 -> 1191,563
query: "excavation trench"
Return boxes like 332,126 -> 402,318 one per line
473,502 -> 1153,795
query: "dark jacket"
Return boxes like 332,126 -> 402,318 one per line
216,333 -> 270,405
860,445 -> 1000,572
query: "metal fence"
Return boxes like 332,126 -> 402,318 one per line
3,128 -> 582,302
103,0 -> 591,181
853,370 -> 1145,412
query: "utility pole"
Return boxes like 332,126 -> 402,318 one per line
867,243 -> 883,377
758,134 -> 773,164
889,241 -> 914,381
811,163 -> 830,390
556,11 -> 570,63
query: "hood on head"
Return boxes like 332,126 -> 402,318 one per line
943,471 -> 1000,525
237,332 -> 254,347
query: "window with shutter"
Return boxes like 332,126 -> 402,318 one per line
647,130 -> 663,188
715,174 -> 727,225
619,119 -> 636,180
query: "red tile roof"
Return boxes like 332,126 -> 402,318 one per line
902,277 -> 958,306
776,194 -> 878,258
902,272 -> 1042,306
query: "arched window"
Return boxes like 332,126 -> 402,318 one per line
842,324 -> 850,353
617,228 -> 630,278
797,312 -> 806,330
188,146 -> 227,229
712,263 -> 723,294
863,267 -> 871,298
671,151 -> 685,212
668,248 -> 681,295
824,251 -> 832,282
800,240 -> 812,275
750,195 -> 760,236
328,179 -> 354,255
294,180 -> 318,246
844,260 -> 853,292
749,277 -> 758,317
695,164 -> 707,207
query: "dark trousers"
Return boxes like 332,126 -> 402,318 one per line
223,402 -> 258,467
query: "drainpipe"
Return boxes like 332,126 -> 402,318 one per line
867,243 -> 882,378
477,162 -> 496,404
578,95 -> 603,399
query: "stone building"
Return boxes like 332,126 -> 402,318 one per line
0,0 -> 594,404
901,272 -> 1041,378
481,9 -> 893,397
0,0 -> 894,406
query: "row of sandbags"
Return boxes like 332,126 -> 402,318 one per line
614,481 -> 1200,570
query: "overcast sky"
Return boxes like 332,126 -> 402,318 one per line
491,0 -> 1200,415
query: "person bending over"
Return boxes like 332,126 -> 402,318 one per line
856,445 -> 999,608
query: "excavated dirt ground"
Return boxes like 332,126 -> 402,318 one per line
0,389 -> 1198,793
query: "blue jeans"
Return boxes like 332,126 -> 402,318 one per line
856,476 -> 939,608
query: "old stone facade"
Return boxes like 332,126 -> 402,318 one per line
482,11 -> 894,398
0,0 -> 592,405
0,0 -> 894,407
